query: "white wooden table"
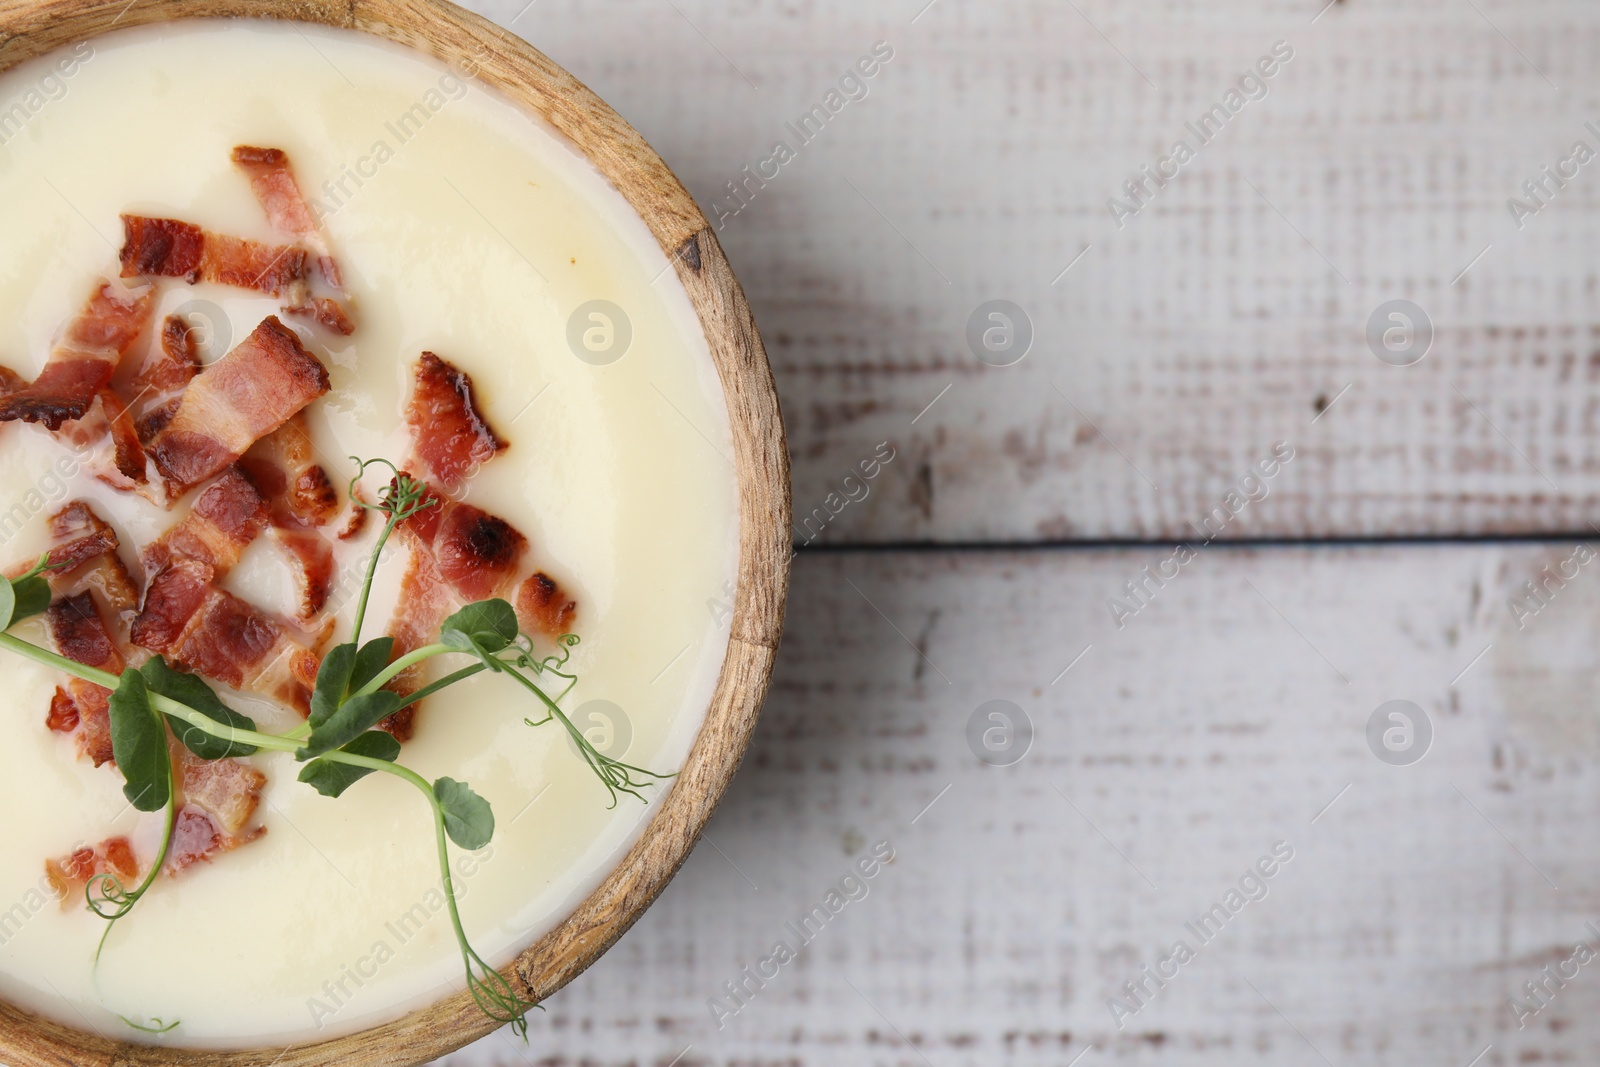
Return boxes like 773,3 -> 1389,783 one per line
441,2 -> 1600,1064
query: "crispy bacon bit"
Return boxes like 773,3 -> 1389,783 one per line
406,353 -> 506,491
145,316 -> 330,501
337,486 -> 370,541
401,493 -> 526,602
240,413 -> 336,529
45,591 -> 125,767
232,146 -> 353,335
45,836 -> 139,905
141,467 -> 267,578
56,389 -> 153,492
132,315 -> 204,444
231,146 -> 341,287
514,572 -> 577,638
20,502 -> 140,620
273,527 -> 334,621
0,282 -> 154,430
131,559 -> 321,714
47,590 -> 124,673
164,805 -> 265,875
47,682 -> 113,766
169,735 -> 264,836
45,688 -> 79,732
284,297 -> 354,336
118,215 -> 308,298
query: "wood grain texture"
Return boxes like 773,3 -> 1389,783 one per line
0,2 -> 789,1065
440,546 -> 1600,1067
468,0 -> 1600,543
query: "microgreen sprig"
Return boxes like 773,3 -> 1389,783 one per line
0,456 -> 677,1038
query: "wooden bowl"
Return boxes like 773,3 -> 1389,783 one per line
0,1 -> 791,1063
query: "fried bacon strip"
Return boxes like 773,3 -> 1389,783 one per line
132,314 -> 203,444
119,215 -> 309,299
45,836 -> 138,906
231,146 -> 341,288
131,558 -> 321,715
145,316 -> 330,501
0,282 -> 154,430
44,591 -> 123,768
140,466 -> 268,578
406,353 -> 506,491
232,146 -> 355,335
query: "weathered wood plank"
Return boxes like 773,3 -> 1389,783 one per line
441,545 -> 1600,1066
468,0 -> 1600,542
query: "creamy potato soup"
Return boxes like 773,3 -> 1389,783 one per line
0,21 -> 736,1045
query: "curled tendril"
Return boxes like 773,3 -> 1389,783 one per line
85,872 -> 138,920
521,706 -> 676,810
462,944 -> 541,1039
118,1014 -> 180,1034
345,456 -> 439,523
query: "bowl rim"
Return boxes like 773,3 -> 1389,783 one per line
0,2 -> 792,1064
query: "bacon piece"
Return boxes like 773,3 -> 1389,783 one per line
132,315 -> 204,444
231,146 -> 341,287
55,389 -> 153,492
164,805 -> 265,875
0,282 -> 154,430
119,215 -> 308,298
240,413 -> 336,529
406,353 -> 506,492
44,591 -> 125,767
164,732 -> 265,837
273,528 -> 334,620
402,492 -> 526,602
145,316 -> 330,501
239,414 -> 340,619
131,559 -> 321,714
45,836 -> 138,906
337,486 -> 370,541
16,502 -> 141,623
514,571 -> 577,638
141,467 -> 267,578
284,298 -> 353,336
378,547 -> 456,741
232,146 -> 353,334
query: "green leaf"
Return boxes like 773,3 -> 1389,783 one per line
141,656 -> 258,759
309,642 -> 357,728
0,577 -> 15,632
351,637 -> 395,692
440,600 -> 518,653
297,730 -> 401,798
435,777 -> 494,849
107,670 -> 171,812
298,690 -> 401,760
10,576 -> 51,624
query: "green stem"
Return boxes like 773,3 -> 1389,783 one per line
351,642 -> 453,699
0,631 -> 119,688
391,664 -> 488,714
349,514 -> 399,647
